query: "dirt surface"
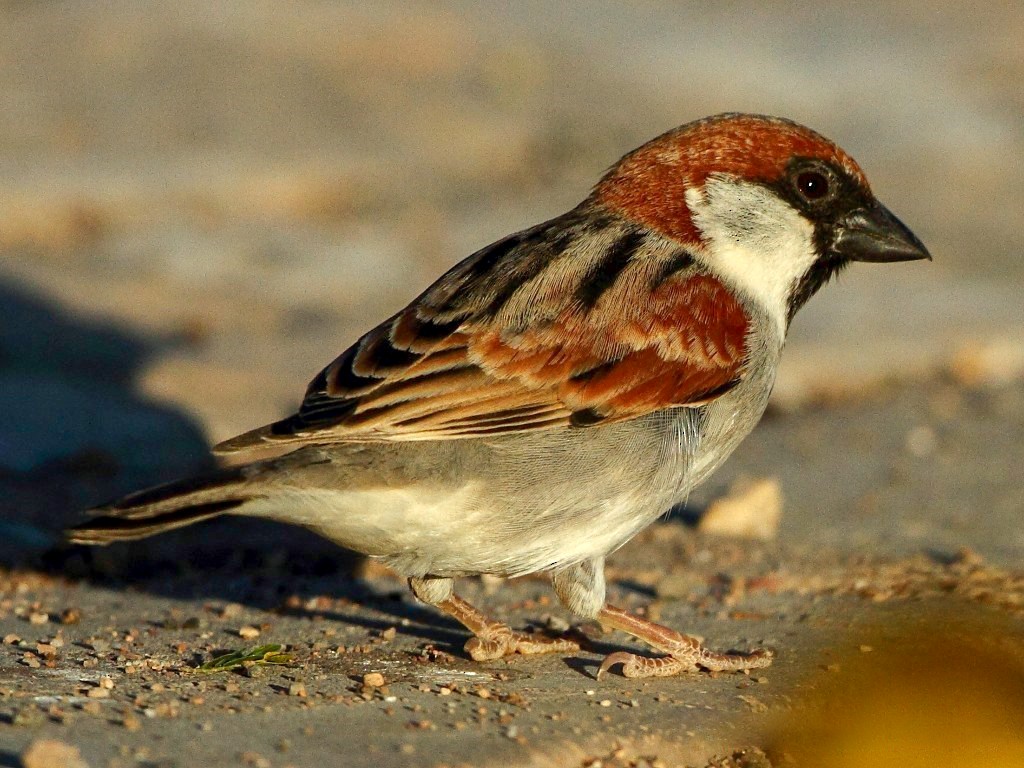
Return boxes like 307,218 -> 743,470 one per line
1,2 -> 1023,766
2,378 -> 1023,767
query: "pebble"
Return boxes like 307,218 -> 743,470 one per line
362,672 -> 386,688
238,626 -> 260,640
699,477 -> 783,540
21,739 -> 89,768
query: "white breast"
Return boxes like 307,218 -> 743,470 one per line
686,176 -> 815,338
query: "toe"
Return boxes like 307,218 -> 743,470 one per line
698,646 -> 774,672
598,651 -> 694,679
465,636 -> 508,662
509,632 -> 580,656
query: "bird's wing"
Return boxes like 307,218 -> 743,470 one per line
214,208 -> 749,452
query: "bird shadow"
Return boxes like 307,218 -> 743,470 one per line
0,274 -> 465,646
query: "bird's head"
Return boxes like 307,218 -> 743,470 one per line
593,113 -> 930,334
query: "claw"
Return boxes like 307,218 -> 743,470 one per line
597,651 -> 635,680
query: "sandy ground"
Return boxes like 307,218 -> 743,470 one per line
1,2 -> 1023,766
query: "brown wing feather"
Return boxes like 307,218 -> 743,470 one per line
214,207 -> 749,453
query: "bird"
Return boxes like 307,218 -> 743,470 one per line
68,113 -> 930,678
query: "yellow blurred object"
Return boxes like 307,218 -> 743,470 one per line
766,603 -> 1024,768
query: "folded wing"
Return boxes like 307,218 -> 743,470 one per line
215,207 -> 749,452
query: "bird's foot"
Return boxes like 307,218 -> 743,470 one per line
597,645 -> 772,679
432,593 -> 579,662
465,627 -> 580,661
595,604 -> 772,679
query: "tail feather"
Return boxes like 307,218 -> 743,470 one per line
68,465 -> 257,545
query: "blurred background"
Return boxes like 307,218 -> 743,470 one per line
0,0 -> 1021,551
0,7 -> 1022,764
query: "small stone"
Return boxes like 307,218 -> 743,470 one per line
60,608 -> 82,625
287,682 -> 307,697
599,699 -> 612,707
4,633 -> 22,644
238,626 -> 260,640
21,739 -> 89,768
362,672 -> 386,688
86,687 -> 110,699
380,627 -> 397,641
28,612 -> 49,625
699,477 -> 783,540
99,676 -> 114,690
36,643 -> 57,657
122,715 -> 141,731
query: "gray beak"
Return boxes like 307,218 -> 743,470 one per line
830,202 -> 931,263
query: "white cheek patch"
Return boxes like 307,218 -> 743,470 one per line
686,177 -> 816,338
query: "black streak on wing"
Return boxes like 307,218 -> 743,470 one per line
575,229 -> 646,308
466,232 -> 525,279
651,248 -> 697,287
401,314 -> 466,343
568,359 -> 621,383
356,336 -> 421,373
323,351 -> 379,395
569,407 -> 606,427
476,207 -> 615,319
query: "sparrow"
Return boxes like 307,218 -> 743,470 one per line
68,113 -> 930,678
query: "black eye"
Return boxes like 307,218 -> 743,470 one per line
796,170 -> 830,201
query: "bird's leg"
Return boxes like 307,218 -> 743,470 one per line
595,604 -> 772,679
551,558 -> 771,679
408,576 -> 579,662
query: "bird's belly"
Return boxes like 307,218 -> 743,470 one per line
245,394 -> 769,579
251,458 -> 680,579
